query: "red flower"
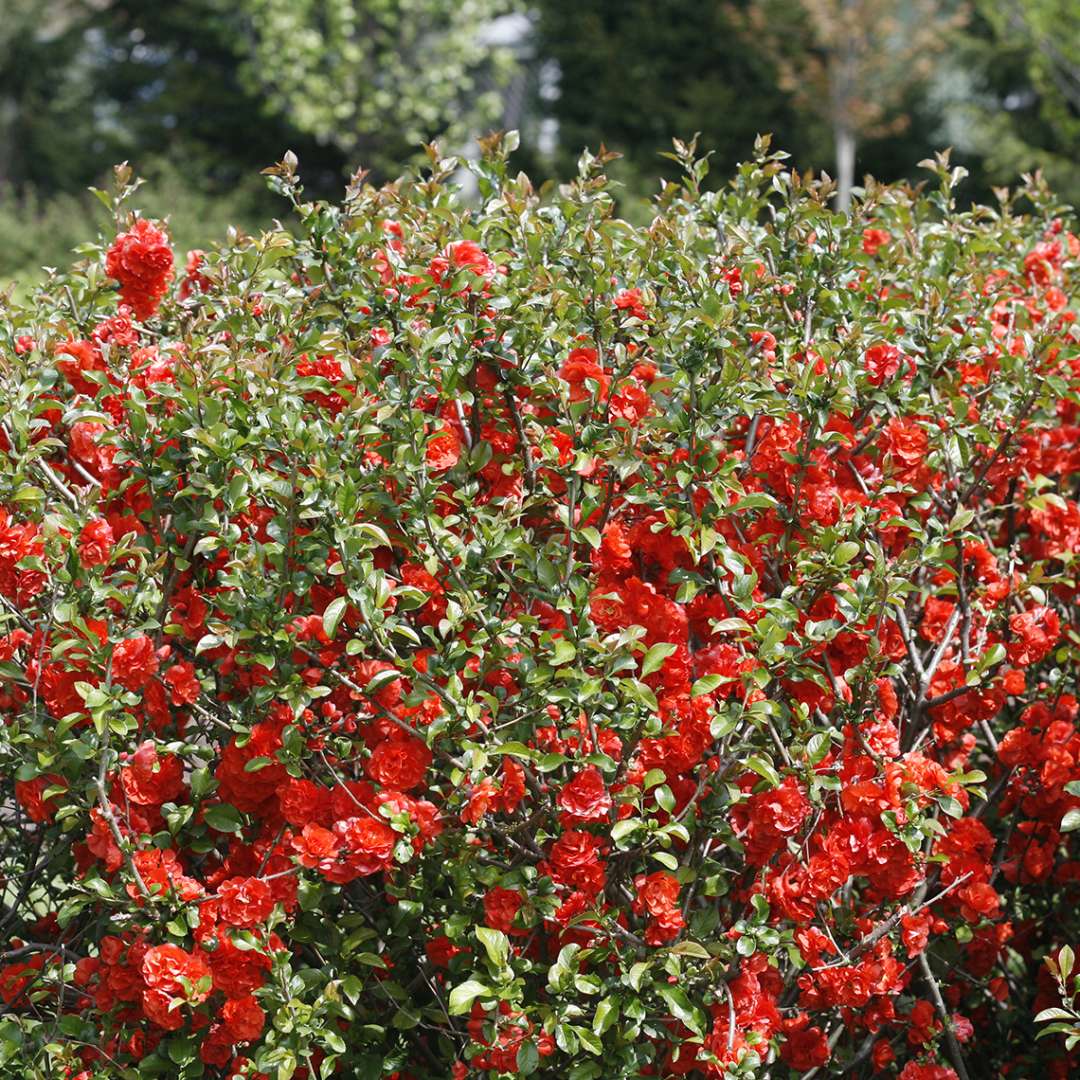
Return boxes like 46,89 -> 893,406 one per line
169,586 -> 208,639
106,218 -> 174,320
216,717 -> 288,813
222,994 -> 265,1042
120,742 -> 185,806
208,934 -> 273,997
614,287 -> 648,319
738,777 -> 811,865
632,871 -> 685,943
163,662 -> 200,706
781,1013 -> 831,1070
130,848 -> 203,903
426,423 -> 462,472
330,816 -> 397,881
862,228 -> 890,255
141,944 -> 211,996
557,767 -> 613,823
426,934 -> 467,968
141,987 -> 186,1031
446,240 -> 494,278
179,249 -> 211,299
292,824 -> 339,872
366,736 -> 432,792
549,830 -> 605,894
496,758 -> 526,814
462,779 -> 498,824
609,380 -> 651,425
280,779 -> 330,828
77,519 -> 114,567
56,339 -> 107,397
0,956 -> 44,1006
559,348 -> 609,402
883,417 -> 928,479
218,877 -> 275,928
749,329 -> 777,362
901,911 -> 932,957
898,1062 -> 958,1080
864,342 -> 912,386
483,887 -> 524,933
14,774 -> 65,824
400,563 -> 447,626
957,881 -> 1001,921
1007,606 -> 1060,666
111,635 -> 160,692
68,421 -> 118,483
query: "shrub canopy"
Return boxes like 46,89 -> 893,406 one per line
1,139 -> 1080,1079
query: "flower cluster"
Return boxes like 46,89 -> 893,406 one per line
0,141 -> 1079,1078
104,217 -> 174,320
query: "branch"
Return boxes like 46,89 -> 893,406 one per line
919,950 -> 972,1080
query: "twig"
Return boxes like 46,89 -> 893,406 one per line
95,750 -> 150,899
919,951 -> 972,1080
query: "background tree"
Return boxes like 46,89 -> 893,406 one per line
82,1 -> 346,194
0,0 -> 99,194
2,0 -> 1080,287
0,0 -> 347,280
734,0 -> 968,208
524,0 -> 810,207
991,0 -> 1080,139
944,0 -> 1080,204
231,0 -> 521,176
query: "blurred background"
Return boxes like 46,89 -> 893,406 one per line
2,0 -> 1078,286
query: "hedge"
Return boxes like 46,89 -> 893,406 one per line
0,137 -> 1079,1079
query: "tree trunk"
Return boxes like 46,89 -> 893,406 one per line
835,123 -> 855,213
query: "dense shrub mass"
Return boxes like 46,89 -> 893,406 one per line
1,138 -> 1079,1079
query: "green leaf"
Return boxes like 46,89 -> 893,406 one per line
536,753 -> 567,773
1036,1007 -> 1078,1023
592,995 -> 619,1035
1058,945 -> 1075,980
805,732 -> 831,764
195,633 -> 222,655
641,642 -> 677,677
475,926 -> 509,968
657,985 -> 706,1037
1062,809 -> 1080,833
189,767 -> 216,799
322,596 -> 347,640
745,755 -> 781,788
690,674 -> 724,698
366,668 -> 400,694
833,541 -> 860,564
710,708 -> 739,739
574,1026 -> 603,1055
167,1036 -> 197,1065
516,1042 -> 540,1075
203,803 -> 243,834
610,818 -> 643,849
448,979 -> 490,1015
551,638 -> 577,666
669,941 -> 710,959
736,934 -> 757,956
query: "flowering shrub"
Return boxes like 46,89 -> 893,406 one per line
1,138 -> 1080,1079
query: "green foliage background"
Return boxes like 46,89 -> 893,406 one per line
1,0 -> 1079,283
